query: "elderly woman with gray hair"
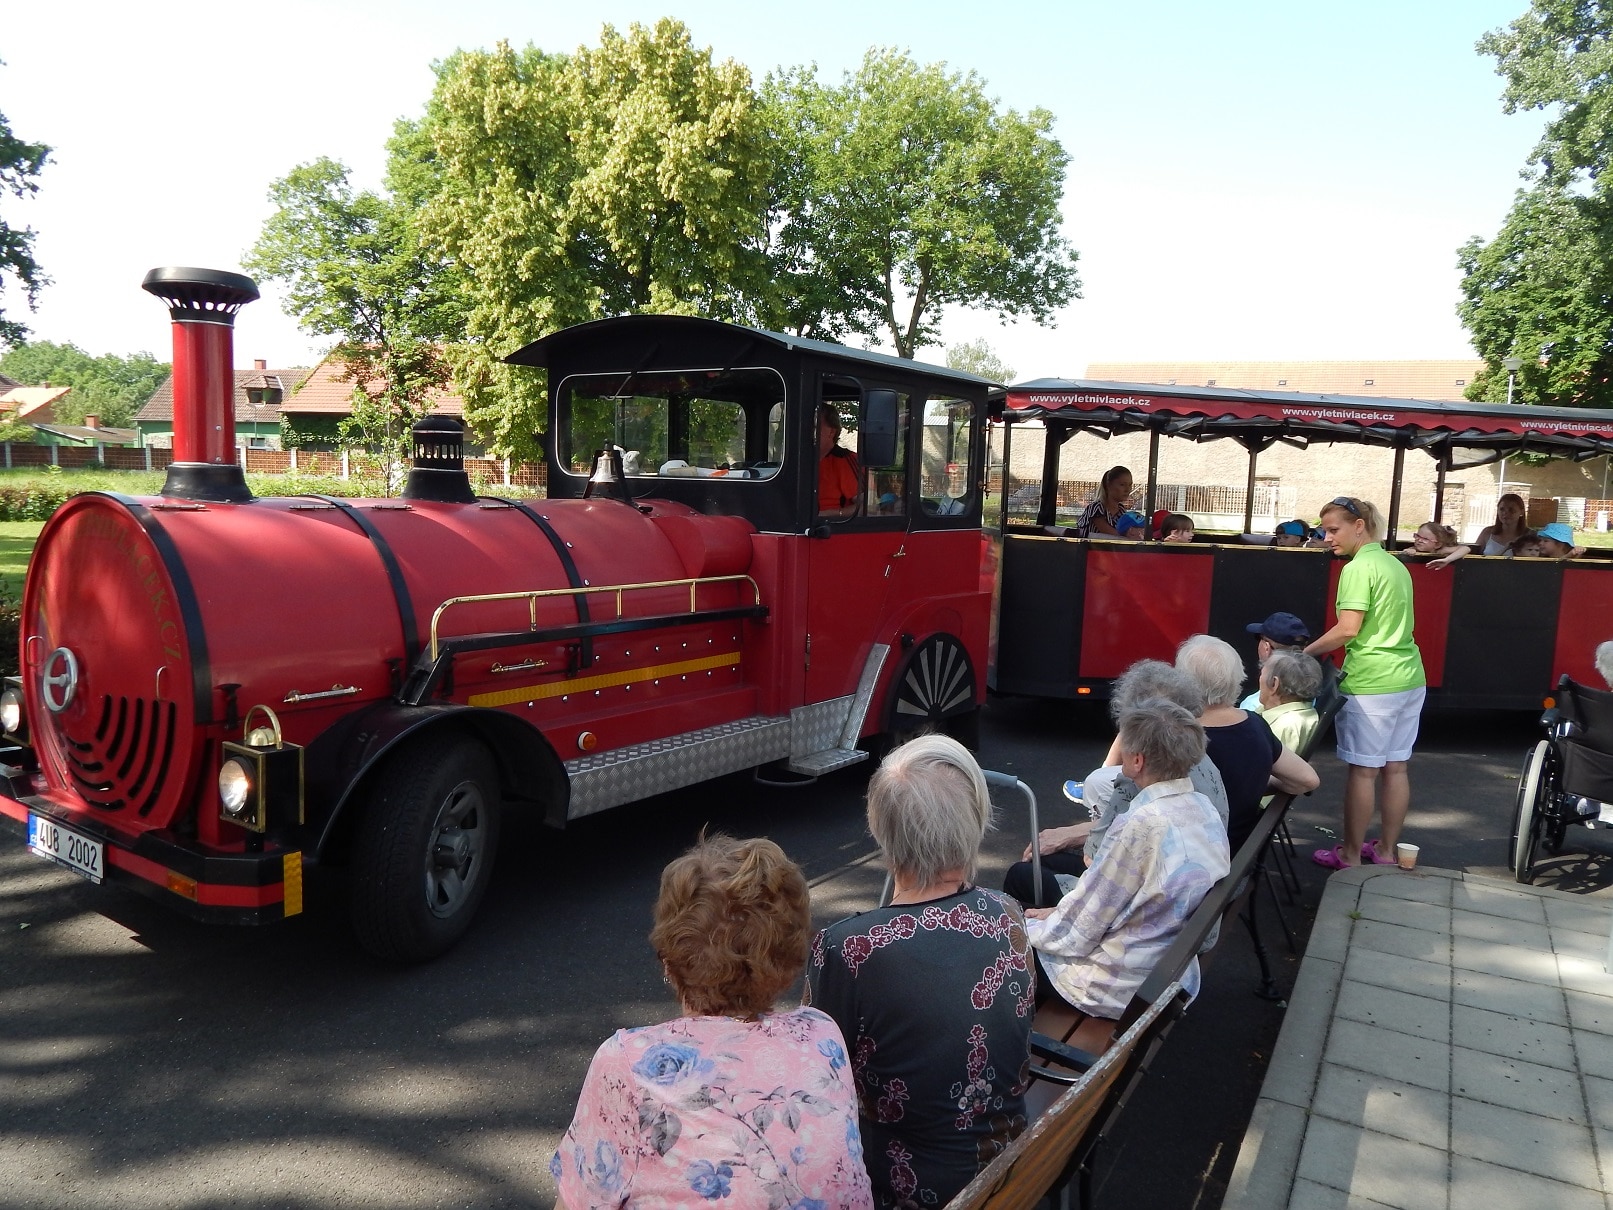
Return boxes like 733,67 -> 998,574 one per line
808,734 -> 1033,1210
1003,659 -> 1231,908
1026,698 -> 1231,1023
1177,634 -> 1319,853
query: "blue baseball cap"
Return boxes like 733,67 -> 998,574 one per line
1538,521 -> 1574,546
1274,520 -> 1308,538
1246,611 -> 1313,645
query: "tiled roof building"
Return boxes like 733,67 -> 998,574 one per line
1082,360 -> 1484,402
136,360 -> 313,423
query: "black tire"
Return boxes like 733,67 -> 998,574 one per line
351,734 -> 502,963
1510,740 -> 1550,885
883,633 -> 979,750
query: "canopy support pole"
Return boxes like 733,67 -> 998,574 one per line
1243,446 -> 1258,535
1433,451 -> 1448,524
998,417 -> 1014,530
1387,446 -> 1407,545
1036,422 -> 1062,528
1144,428 -> 1160,524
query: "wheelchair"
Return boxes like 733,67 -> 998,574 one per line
1510,675 -> 1613,883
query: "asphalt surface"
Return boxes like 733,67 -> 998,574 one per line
0,696 -> 1607,1209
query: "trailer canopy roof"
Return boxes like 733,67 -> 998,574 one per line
1005,379 -> 1613,466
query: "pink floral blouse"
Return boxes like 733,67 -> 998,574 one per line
552,1008 -> 874,1210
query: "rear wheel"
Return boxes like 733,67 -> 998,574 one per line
883,633 -> 979,751
351,734 -> 502,963
1511,741 -> 1551,884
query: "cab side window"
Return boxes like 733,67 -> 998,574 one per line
918,396 -> 979,520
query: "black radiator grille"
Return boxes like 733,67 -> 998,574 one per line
63,694 -> 177,816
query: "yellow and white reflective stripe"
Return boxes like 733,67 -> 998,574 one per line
467,651 -> 741,709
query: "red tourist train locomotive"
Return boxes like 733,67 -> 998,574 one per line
0,268 -> 994,961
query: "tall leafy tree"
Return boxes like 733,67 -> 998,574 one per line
1459,2 -> 1613,407
762,50 -> 1080,358
422,20 -> 772,461
0,341 -> 168,428
945,337 -> 1015,384
0,65 -> 50,350
244,154 -> 465,479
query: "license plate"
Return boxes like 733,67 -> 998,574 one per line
27,814 -> 104,884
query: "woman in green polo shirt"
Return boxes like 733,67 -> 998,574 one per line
1304,496 -> 1426,870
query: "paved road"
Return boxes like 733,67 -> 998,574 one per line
0,698 -> 1605,1208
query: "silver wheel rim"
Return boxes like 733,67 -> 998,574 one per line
1513,741 -> 1547,882
424,779 -> 488,919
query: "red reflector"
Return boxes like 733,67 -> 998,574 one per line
1543,697 -> 1556,709
1076,687 -> 1092,696
166,873 -> 198,900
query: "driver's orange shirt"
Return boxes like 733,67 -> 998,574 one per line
818,448 -> 862,512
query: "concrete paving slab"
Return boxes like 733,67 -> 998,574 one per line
1225,1097 -> 1311,1210
1311,1063 -> 1449,1150
1360,870 -> 1454,907
1542,895 -> 1613,937
1295,1116 -> 1450,1210
1568,989 -> 1613,1035
1288,1178 -> 1409,1210
1578,1026 -> 1613,1081
1261,956 -> 1344,1109
1324,1018 -> 1450,1094
1450,1045 -> 1587,1123
1553,925 -> 1612,963
1449,1002 -> 1577,1069
1451,909 -> 1551,949
1584,1074 -> 1613,1131
1558,950 -> 1613,1001
1452,968 -> 1568,1026
1342,948 -> 1451,1003
1335,981 -> 1449,1044
1353,918 -> 1451,964
1355,894 -> 1451,936
1451,880 -> 1549,923
1451,934 -> 1563,983
1450,1097 -> 1601,1187
1449,1156 -> 1608,1210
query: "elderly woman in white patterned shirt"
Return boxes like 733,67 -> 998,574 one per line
1025,698 -> 1231,1028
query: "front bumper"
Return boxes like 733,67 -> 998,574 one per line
0,779 -> 303,925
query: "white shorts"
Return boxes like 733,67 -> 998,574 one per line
1335,686 -> 1426,768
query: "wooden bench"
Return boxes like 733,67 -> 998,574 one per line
945,790 -> 1299,1210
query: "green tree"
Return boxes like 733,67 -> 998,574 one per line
0,341 -> 168,428
244,155 -> 464,480
945,337 -> 1015,384
0,65 -> 50,350
1459,3 -> 1613,408
762,50 -> 1080,358
422,20 -> 772,461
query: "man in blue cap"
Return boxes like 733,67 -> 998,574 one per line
1238,611 -> 1314,710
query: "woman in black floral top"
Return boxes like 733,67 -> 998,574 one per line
807,735 -> 1033,1208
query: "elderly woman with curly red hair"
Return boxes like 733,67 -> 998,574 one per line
552,835 -> 873,1210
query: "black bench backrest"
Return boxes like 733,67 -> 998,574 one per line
946,985 -> 1182,1210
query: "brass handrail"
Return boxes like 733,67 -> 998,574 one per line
427,574 -> 764,661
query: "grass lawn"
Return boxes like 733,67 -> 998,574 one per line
0,521 -> 44,596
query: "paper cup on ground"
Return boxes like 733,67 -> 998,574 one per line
1396,843 -> 1419,870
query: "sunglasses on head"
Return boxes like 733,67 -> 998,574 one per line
1329,496 -> 1362,518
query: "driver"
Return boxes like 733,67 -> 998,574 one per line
818,404 -> 863,516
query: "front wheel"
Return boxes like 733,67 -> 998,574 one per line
1510,741 -> 1550,885
882,633 -> 979,751
351,734 -> 503,963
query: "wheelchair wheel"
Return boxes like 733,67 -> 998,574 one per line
1510,741 -> 1552,884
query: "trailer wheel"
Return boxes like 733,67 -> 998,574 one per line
884,633 -> 979,750
1510,740 -> 1550,885
351,734 -> 502,963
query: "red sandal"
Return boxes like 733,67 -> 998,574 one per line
1361,839 -> 1399,866
1312,845 -> 1352,871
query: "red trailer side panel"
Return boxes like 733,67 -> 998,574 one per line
1404,563 -> 1452,689
1078,548 -> 1214,678
1553,566 -> 1613,688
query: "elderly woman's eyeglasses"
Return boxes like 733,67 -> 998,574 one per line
1329,496 -> 1363,518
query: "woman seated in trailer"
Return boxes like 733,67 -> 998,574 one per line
1003,659 -> 1229,909
1024,699 -> 1230,1025
1176,634 -> 1320,854
553,835 -> 873,1210
1474,492 -> 1531,555
808,735 -> 1031,1210
1073,465 -> 1140,539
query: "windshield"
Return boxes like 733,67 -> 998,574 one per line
556,367 -> 786,480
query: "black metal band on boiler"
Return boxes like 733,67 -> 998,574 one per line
106,493 -> 216,726
308,494 -> 421,666
488,496 -> 595,668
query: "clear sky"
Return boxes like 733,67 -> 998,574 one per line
2,0 -> 1545,380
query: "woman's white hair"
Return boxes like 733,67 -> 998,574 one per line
1596,640 -> 1613,690
1175,633 -> 1248,708
866,733 -> 994,887
1117,698 -> 1206,781
1261,650 -> 1324,701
